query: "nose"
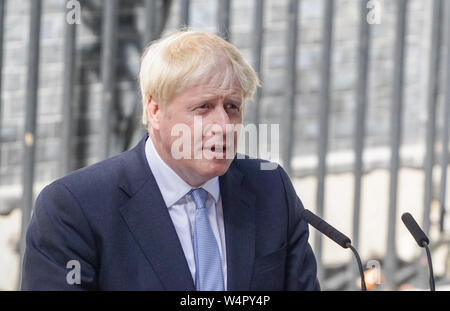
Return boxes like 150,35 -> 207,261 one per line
210,105 -> 232,135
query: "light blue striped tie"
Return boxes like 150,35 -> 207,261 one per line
190,188 -> 224,291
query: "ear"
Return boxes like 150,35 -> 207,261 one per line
146,96 -> 161,130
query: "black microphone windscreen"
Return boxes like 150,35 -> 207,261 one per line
401,212 -> 430,247
300,209 -> 351,249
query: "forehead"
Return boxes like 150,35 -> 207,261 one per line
196,86 -> 242,100
175,84 -> 243,104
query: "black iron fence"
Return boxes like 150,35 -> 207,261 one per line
0,0 -> 448,290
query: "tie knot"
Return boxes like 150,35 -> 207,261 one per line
190,188 -> 208,210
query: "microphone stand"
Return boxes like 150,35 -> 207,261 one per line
346,243 -> 367,291
300,209 -> 367,291
422,242 -> 435,291
401,212 -> 436,291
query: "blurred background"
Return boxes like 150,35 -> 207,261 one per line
0,0 -> 450,291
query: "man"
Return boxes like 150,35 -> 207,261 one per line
21,30 -> 319,290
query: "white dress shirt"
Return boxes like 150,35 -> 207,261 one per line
144,136 -> 227,289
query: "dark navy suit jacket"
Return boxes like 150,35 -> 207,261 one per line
21,135 -> 319,290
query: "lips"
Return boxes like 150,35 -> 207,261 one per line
202,143 -> 232,159
210,145 -> 225,152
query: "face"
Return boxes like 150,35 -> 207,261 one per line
147,81 -> 243,187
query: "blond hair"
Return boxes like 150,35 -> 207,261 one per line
138,29 -> 260,125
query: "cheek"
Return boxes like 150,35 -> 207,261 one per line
158,120 -> 171,139
230,111 -> 243,122
159,121 -> 183,153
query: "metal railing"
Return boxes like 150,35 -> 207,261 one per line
0,0 -> 448,291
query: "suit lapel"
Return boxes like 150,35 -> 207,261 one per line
117,136 -> 257,291
118,136 -> 195,290
220,163 -> 256,291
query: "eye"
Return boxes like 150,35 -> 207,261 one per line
196,103 -> 208,110
225,102 -> 240,111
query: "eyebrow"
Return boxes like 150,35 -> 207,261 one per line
195,93 -> 242,103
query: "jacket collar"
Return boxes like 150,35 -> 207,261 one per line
118,135 -> 256,290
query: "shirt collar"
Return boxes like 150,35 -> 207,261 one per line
144,136 -> 220,207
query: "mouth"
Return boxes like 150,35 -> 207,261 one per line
203,144 -> 231,159
210,145 -> 225,152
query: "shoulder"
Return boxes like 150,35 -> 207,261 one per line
39,141 -> 148,209
56,151 -> 130,192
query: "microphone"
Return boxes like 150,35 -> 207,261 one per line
300,209 -> 367,291
401,212 -> 435,291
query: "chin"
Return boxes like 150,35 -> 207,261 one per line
198,158 -> 232,178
